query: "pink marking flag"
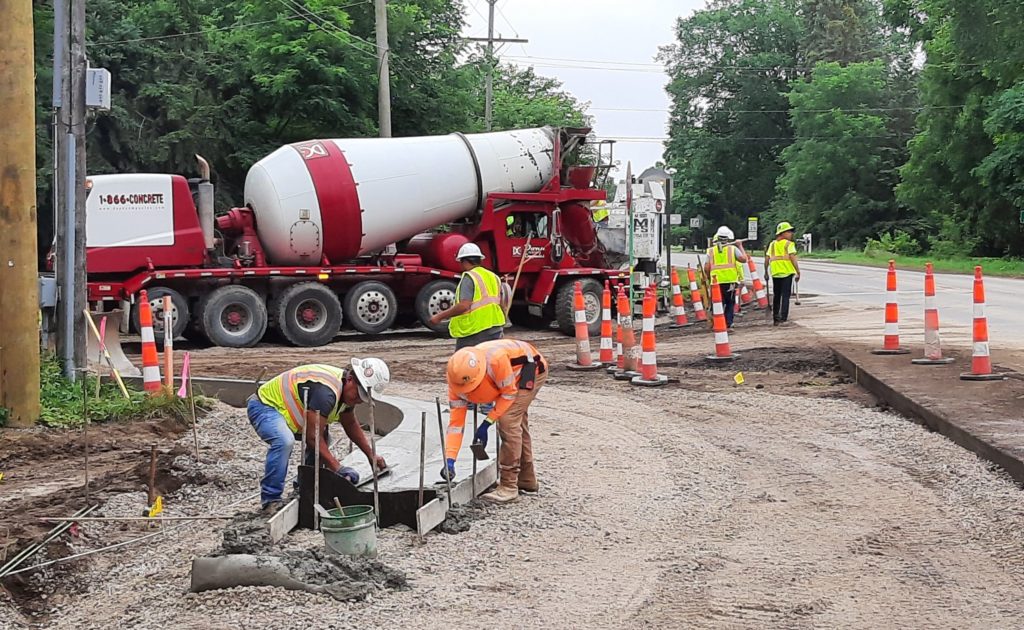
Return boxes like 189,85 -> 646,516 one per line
177,352 -> 191,398
98,316 -> 108,353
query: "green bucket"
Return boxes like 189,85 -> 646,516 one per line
321,505 -> 377,557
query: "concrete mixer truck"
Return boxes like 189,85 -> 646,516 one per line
81,127 -> 627,348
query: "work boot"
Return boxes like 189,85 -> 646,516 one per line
482,485 -> 519,503
518,480 -> 539,493
261,500 -> 284,517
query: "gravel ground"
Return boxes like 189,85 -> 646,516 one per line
4,366 -> 1024,629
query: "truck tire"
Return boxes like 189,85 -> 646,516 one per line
274,282 -> 343,347
344,281 -> 397,335
555,278 -> 602,337
132,287 -> 189,343
198,285 -> 268,348
414,280 -> 458,334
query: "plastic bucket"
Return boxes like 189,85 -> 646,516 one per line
321,505 -> 377,558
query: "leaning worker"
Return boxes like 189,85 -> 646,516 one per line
246,360 -> 390,515
443,339 -> 548,503
703,226 -> 749,329
765,221 -> 801,325
429,242 -> 507,349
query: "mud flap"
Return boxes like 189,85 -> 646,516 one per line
87,309 -> 142,377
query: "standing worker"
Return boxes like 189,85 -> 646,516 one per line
704,226 -> 749,329
429,243 -> 507,349
765,222 -> 801,325
442,339 -> 548,503
247,360 -> 390,515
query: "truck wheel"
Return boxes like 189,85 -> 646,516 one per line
199,285 -> 268,348
275,282 -> 343,347
555,278 -> 603,337
344,281 -> 397,335
132,287 -> 189,342
414,280 -> 458,334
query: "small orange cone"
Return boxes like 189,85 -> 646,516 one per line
138,290 -> 162,393
912,262 -> 954,366
706,279 -> 738,362
613,284 -> 641,380
872,260 -> 910,355
961,266 -> 1005,381
632,285 -> 667,386
598,280 -> 615,364
567,281 -> 603,371
686,266 -> 707,322
669,268 -> 692,328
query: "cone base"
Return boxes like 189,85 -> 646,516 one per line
566,362 -> 604,371
669,322 -> 694,329
959,372 -> 1006,381
871,348 -> 910,355
911,357 -> 955,365
704,354 -> 740,362
613,370 -> 640,381
631,375 -> 668,387
606,365 -> 622,374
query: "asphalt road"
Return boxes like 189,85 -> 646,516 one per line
669,252 -> 1024,355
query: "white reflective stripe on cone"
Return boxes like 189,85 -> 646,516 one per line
672,285 -> 680,295
884,323 -> 899,335
578,340 -> 591,353
575,310 -> 587,324
600,338 -> 612,350
693,302 -> 705,311
924,295 -> 936,309
642,351 -> 657,365
140,327 -> 156,343
142,365 -> 161,380
974,303 -> 986,318
602,308 -> 611,320
711,303 -> 724,316
714,332 -> 729,344
642,318 -> 655,332
974,342 -> 990,357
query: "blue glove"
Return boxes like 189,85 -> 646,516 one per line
440,458 -> 456,481
336,466 -> 360,485
473,419 -> 494,448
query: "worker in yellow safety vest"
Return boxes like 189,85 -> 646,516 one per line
764,221 -> 801,325
246,360 -> 390,515
592,200 -> 610,224
703,226 -> 749,329
429,242 -> 507,349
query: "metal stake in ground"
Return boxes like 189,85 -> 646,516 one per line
434,397 -> 453,506
471,406 -> 478,495
81,369 -> 90,503
368,401 -> 381,527
313,391 -> 322,531
418,411 -> 426,510
147,445 -> 157,511
187,362 -> 200,460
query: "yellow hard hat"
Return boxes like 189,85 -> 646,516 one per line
447,347 -> 486,394
776,221 -> 795,236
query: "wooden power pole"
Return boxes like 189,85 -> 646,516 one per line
374,0 -> 391,138
462,3 -> 527,131
0,0 -> 42,426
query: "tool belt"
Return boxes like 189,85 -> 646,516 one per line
510,354 -> 545,390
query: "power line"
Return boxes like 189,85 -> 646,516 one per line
594,133 -> 914,143
591,105 -> 968,114
495,0 -> 519,37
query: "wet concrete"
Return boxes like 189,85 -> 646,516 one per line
438,499 -> 489,535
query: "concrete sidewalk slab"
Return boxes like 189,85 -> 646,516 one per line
831,343 -> 1024,483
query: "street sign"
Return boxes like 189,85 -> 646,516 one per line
670,214 -> 682,225
747,216 -> 758,241
690,216 -> 703,229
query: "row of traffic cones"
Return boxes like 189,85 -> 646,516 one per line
872,260 -> 1004,382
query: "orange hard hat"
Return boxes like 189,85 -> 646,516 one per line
447,347 -> 486,394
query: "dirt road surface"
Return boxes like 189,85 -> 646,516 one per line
5,322 -> 1024,628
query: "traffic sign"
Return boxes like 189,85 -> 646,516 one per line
747,217 -> 758,241
670,214 -> 682,225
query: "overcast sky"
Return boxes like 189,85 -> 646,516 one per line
461,0 -> 705,176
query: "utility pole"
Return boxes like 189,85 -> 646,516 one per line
462,3 -> 527,132
374,0 -> 391,137
70,0 -> 88,378
0,0 -> 42,426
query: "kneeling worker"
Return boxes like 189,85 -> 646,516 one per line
247,360 -> 390,515
443,339 -> 548,503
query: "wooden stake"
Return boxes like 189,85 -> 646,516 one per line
187,374 -> 199,460
147,445 -> 157,508
83,309 -> 130,399
435,397 -> 453,506
81,370 -> 89,503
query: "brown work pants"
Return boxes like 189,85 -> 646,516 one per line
496,370 -> 547,489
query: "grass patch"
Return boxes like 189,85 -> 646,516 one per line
40,354 -> 205,428
804,250 -> 1024,277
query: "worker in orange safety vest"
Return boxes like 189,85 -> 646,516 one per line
443,339 -> 548,503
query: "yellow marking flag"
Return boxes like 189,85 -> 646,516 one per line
733,372 -> 745,385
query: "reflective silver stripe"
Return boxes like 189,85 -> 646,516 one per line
464,269 -> 501,313
501,393 -> 516,401
450,399 -> 469,409
446,425 -> 464,435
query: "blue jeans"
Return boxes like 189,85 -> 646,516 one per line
247,398 -> 295,506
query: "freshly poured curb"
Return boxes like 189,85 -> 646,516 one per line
831,344 -> 1024,484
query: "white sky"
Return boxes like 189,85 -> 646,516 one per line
461,0 -> 705,176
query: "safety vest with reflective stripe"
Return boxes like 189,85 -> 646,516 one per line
767,238 -> 797,278
449,266 -> 506,339
706,245 -> 740,284
257,364 -> 349,433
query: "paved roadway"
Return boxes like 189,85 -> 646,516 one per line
669,252 -> 1024,359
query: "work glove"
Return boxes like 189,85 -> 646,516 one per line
334,466 -> 360,485
473,418 -> 495,448
440,458 -> 456,481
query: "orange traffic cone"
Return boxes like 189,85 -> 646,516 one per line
706,279 -> 738,362
686,266 -> 707,322
747,258 -> 769,309
138,290 -> 162,393
567,281 -> 603,371
871,260 -> 910,355
669,268 -> 692,328
961,266 -> 1005,381
599,280 -> 615,364
740,283 -> 753,306
613,284 -> 641,380
912,262 -> 954,366
632,285 -> 668,386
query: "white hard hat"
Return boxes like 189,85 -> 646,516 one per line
714,226 -> 734,241
456,243 -> 485,261
350,358 -> 390,403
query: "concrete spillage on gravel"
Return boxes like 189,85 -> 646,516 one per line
6,321 -> 1024,629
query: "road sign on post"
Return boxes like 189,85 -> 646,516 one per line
690,216 -> 703,229
747,217 -> 758,242
670,214 -> 682,225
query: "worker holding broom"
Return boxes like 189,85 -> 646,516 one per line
442,339 -> 548,503
246,360 -> 390,515
703,226 -> 749,329
429,242 -> 507,349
